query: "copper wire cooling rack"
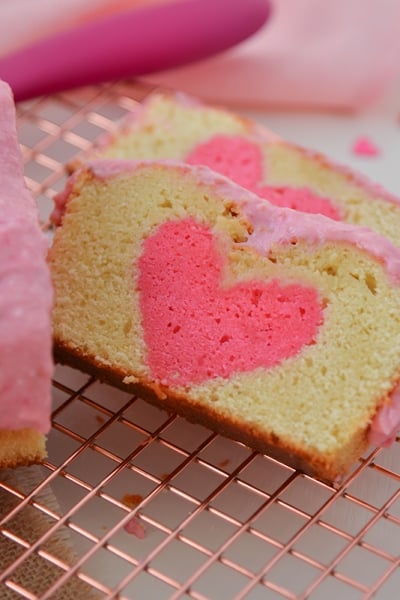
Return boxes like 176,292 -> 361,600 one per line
1,80 -> 399,600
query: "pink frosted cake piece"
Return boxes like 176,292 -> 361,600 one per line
59,91 -> 400,455
49,160 -> 400,482
0,80 -> 53,467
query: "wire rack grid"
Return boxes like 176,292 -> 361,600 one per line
0,79 -> 399,600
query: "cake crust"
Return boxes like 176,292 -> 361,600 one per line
0,429 -> 47,469
54,340 -> 365,484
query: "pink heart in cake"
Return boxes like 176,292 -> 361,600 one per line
186,135 -> 342,220
138,218 -> 323,386
256,185 -> 342,221
186,134 -> 264,188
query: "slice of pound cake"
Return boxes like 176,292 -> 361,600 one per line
49,160 -> 400,483
67,92 -> 400,248
0,80 -> 53,467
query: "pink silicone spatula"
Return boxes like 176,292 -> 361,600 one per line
0,0 -> 270,102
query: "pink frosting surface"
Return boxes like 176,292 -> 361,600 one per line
56,159 -> 400,445
0,80 -> 53,433
186,135 -> 342,220
138,218 -> 323,386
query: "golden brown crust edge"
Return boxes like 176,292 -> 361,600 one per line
54,340 -> 369,484
0,429 -> 47,469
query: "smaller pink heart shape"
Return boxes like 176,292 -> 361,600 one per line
186,134 -> 263,188
138,218 -> 323,386
186,135 -> 342,220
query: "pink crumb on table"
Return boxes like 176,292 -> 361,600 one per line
124,517 -> 146,539
121,493 -> 146,539
351,136 -> 381,157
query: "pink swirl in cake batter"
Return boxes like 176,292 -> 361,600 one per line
139,218 -> 323,386
186,135 -> 342,220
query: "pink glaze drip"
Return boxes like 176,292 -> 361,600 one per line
369,384 -> 400,447
186,135 -> 342,220
51,173 -> 77,226
138,218 -> 323,386
0,80 -> 53,433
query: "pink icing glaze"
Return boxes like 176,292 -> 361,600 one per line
0,80 -> 53,433
56,159 -> 400,445
369,384 -> 400,448
51,171 -> 78,226
186,135 -> 342,220
294,142 -> 399,207
139,218 -> 323,386
76,159 -> 400,282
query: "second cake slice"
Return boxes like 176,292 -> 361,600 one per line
66,92 -> 400,249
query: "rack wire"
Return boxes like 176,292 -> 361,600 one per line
0,79 -> 399,599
